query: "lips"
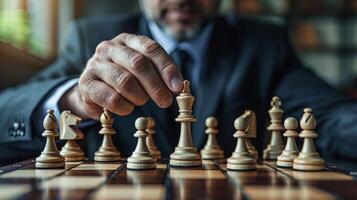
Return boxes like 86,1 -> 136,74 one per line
166,8 -> 199,21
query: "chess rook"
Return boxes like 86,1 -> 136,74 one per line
36,109 -> 65,168
59,111 -> 85,162
227,116 -> 256,171
263,96 -> 285,160
201,117 -> 224,160
146,117 -> 161,160
277,117 -> 299,168
170,80 -> 202,167
94,109 -> 123,162
293,108 -> 325,171
127,117 -> 156,170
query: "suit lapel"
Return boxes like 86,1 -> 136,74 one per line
192,18 -> 238,149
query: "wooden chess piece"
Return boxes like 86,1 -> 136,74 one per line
59,110 -> 85,162
277,117 -> 299,168
201,117 -> 224,160
146,117 -> 161,160
36,109 -> 65,168
263,96 -> 285,160
293,108 -> 325,171
227,116 -> 256,171
127,117 -> 156,170
94,109 -> 123,162
241,110 -> 258,160
170,80 -> 202,167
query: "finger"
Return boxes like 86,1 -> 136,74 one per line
71,85 -> 103,119
60,84 -> 102,120
113,33 -> 183,92
79,78 -> 134,116
81,101 -> 103,119
87,58 -> 149,106
107,45 -> 173,108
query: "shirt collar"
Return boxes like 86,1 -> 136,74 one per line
148,21 -> 213,65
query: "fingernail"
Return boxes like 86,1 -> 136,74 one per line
160,93 -> 173,108
170,77 -> 183,92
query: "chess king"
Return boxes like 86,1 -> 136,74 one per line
1,0 -> 357,164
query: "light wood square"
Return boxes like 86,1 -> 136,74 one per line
169,169 -> 225,179
72,163 -> 121,170
0,184 -> 31,199
281,169 -> 353,181
91,185 -> 165,200
0,169 -> 64,178
244,185 -> 334,200
40,176 -> 106,189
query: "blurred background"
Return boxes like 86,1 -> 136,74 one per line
0,0 -> 356,96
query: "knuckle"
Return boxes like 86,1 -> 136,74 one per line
150,84 -> 167,99
106,92 -> 122,109
116,72 -> 135,93
129,53 -> 148,73
160,63 -> 176,77
79,74 -> 94,89
86,58 -> 98,69
95,40 -> 112,55
78,75 -> 91,90
116,33 -> 131,44
142,40 -> 161,55
117,33 -> 129,39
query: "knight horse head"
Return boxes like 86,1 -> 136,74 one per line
60,110 -> 83,140
241,110 -> 257,138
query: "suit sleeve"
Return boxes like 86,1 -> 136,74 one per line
273,27 -> 357,162
0,21 -> 86,147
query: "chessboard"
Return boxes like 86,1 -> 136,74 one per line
0,158 -> 357,200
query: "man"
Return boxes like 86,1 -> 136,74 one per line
0,0 -> 356,163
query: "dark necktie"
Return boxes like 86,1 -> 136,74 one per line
170,48 -> 194,91
166,48 -> 194,145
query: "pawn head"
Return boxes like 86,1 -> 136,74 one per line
135,117 -> 148,130
234,116 -> 248,131
205,116 -> 218,128
284,117 -> 298,130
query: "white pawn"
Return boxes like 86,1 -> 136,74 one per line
227,116 -> 256,171
277,117 -> 299,168
293,108 -> 325,171
94,109 -> 123,162
201,117 -> 224,160
127,117 -> 156,170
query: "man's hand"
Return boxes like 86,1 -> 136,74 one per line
60,33 -> 183,119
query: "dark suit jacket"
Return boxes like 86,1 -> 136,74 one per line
0,13 -> 356,163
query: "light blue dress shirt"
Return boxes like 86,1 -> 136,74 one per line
43,20 -> 213,117
148,21 -> 213,88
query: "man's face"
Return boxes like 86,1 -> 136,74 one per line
140,0 -> 219,41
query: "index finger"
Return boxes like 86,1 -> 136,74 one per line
113,33 -> 183,92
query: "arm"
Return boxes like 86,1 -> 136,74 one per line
0,16 -> 184,162
0,22 -> 86,163
273,28 -> 357,162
